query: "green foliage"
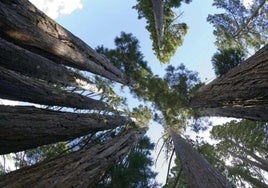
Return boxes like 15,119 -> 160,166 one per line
96,32 -> 152,86
133,0 -> 189,63
211,120 -> 267,154
96,136 -> 159,188
211,47 -> 246,77
13,142 -> 70,167
199,120 -> 268,187
131,105 -> 153,128
208,0 -> 268,52
165,0 -> 192,8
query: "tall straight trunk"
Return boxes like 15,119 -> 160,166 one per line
170,129 -> 233,188
190,44 -> 268,121
0,128 -> 146,188
0,37 -> 99,92
0,67 -> 109,110
152,0 -> 164,51
0,0 -> 130,85
0,105 -> 131,154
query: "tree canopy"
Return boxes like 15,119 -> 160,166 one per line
199,120 -> 268,187
133,0 -> 190,63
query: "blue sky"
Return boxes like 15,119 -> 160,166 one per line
28,0 -> 221,184
21,0 -> 234,185
51,0 -> 220,184
0,0 -> 257,184
54,0 -> 218,81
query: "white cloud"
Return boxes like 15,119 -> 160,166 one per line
29,0 -> 83,19
241,0 -> 254,9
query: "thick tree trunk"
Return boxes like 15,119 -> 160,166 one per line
0,67 -> 109,110
0,0 -> 130,85
170,129 -> 233,188
0,128 -> 146,188
152,0 -> 164,51
0,105 -> 131,154
0,37 -> 100,92
190,44 -> 268,121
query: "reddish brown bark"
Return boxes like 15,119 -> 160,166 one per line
0,67 -> 109,110
171,129 -> 233,188
0,105 -> 131,154
0,0 -> 130,85
190,44 -> 268,121
0,128 -> 145,188
0,37 -> 97,91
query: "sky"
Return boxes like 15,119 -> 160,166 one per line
2,0 -> 252,185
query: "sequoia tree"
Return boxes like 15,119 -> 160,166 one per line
170,129 -> 233,188
0,0 -> 130,85
0,66 -> 109,110
0,38 -> 99,92
133,0 -> 189,63
190,44 -> 268,121
0,105 -> 131,154
0,128 -> 146,188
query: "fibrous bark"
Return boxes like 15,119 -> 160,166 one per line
0,105 -> 131,154
190,44 -> 268,121
0,67 -> 109,110
0,0 -> 131,85
0,128 -> 146,188
170,129 -> 233,188
0,37 -> 99,92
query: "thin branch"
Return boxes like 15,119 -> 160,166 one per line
165,148 -> 175,185
173,168 -> 183,188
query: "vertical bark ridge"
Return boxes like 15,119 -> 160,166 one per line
170,128 -> 233,188
0,105 -> 132,154
190,44 -> 268,121
0,128 -> 146,188
0,0 -> 131,85
0,37 -> 100,92
0,67 -> 109,110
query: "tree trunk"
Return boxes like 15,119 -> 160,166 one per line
0,67 -> 109,110
170,129 -> 233,188
0,37 -> 100,92
190,44 -> 268,121
0,128 -> 146,188
0,0 -> 130,85
0,105 -> 131,154
152,0 -> 164,51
